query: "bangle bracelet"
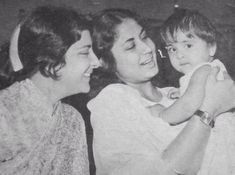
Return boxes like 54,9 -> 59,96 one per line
194,110 -> 215,128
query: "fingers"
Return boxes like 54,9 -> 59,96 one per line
169,92 -> 180,99
167,88 -> 180,99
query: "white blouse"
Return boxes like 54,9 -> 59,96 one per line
88,84 -> 183,175
88,83 -> 235,175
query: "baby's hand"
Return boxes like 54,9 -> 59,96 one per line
167,87 -> 180,99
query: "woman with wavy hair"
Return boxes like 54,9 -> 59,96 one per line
0,6 -> 100,175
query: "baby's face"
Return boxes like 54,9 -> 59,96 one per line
165,30 -> 216,74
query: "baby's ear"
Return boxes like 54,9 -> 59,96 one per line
209,43 -> 217,57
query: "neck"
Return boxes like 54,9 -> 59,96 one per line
30,72 -> 64,106
126,80 -> 162,102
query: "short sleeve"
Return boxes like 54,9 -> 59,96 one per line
87,84 -> 170,175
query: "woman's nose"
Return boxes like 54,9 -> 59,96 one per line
90,49 -> 101,68
140,41 -> 153,54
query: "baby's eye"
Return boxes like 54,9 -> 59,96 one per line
185,44 -> 192,48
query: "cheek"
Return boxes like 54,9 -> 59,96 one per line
170,58 -> 180,69
71,60 -> 90,77
169,55 -> 177,64
147,40 -> 156,51
116,52 -> 136,68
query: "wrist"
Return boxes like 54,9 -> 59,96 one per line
199,102 -> 217,118
194,110 -> 215,128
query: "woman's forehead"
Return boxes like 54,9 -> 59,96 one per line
68,30 -> 92,51
114,18 -> 143,41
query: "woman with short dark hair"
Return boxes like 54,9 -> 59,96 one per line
0,6 -> 100,174
88,8 -> 235,175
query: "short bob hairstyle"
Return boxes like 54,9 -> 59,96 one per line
92,8 -> 146,73
7,6 -> 91,82
160,8 -> 217,45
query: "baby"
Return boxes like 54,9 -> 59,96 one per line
149,8 -> 235,174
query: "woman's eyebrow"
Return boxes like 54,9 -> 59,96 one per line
122,38 -> 134,46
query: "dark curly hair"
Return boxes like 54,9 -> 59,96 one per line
160,8 -> 217,45
92,8 -> 147,73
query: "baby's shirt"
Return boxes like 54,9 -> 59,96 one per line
179,59 -> 226,95
176,59 -> 235,175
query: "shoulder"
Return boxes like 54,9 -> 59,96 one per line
97,83 -> 137,96
0,81 -> 22,113
0,81 -> 20,100
210,59 -> 227,71
60,103 -> 83,121
60,103 -> 85,129
88,83 -> 139,108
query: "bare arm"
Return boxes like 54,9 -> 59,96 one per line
160,65 -> 211,125
162,68 -> 235,174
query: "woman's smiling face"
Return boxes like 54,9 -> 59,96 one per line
111,18 -> 158,85
58,30 -> 100,95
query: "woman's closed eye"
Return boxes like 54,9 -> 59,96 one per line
125,42 -> 135,50
78,48 -> 90,56
79,51 -> 89,55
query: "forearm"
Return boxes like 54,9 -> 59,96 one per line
161,91 -> 201,125
161,66 -> 210,125
162,115 -> 211,175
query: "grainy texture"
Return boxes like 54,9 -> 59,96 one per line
0,79 -> 89,175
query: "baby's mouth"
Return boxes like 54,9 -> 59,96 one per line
179,62 -> 190,66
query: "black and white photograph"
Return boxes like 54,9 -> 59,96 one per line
0,0 -> 235,174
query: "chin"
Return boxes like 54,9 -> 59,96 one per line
150,69 -> 159,77
80,86 -> 91,93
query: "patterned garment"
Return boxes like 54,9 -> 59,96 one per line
0,79 -> 89,175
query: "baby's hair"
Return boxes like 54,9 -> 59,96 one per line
160,8 -> 217,45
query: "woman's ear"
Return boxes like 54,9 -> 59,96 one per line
209,43 -> 217,57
